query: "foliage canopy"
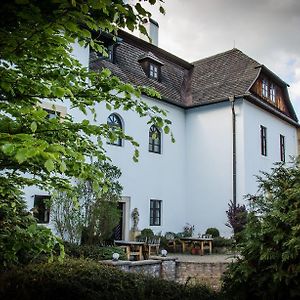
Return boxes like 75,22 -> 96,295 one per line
222,162 -> 300,299
0,0 -> 169,266
0,0 -> 170,195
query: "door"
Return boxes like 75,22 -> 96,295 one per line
113,202 -> 124,240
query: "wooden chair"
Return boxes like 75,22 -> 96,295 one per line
202,234 -> 213,254
165,232 -> 177,253
137,237 -> 149,260
147,237 -> 161,256
119,245 -> 130,260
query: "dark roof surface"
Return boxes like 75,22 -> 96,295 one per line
191,49 -> 260,105
89,30 -> 298,123
90,30 -> 192,106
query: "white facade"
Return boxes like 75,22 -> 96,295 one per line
24,43 -> 298,239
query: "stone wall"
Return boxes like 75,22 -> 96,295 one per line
100,258 -> 229,289
175,261 -> 229,290
100,257 -> 177,280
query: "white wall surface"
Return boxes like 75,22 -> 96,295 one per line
242,100 -> 298,197
97,96 -> 187,236
185,102 -> 234,237
22,42 -> 299,240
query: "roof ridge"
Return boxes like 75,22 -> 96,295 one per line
192,48 -> 260,66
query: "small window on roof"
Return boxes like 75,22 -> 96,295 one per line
270,84 -> 276,102
149,63 -> 159,80
262,79 -> 268,98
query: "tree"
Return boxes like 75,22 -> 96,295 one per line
225,200 -> 248,240
0,0 -> 170,266
51,162 -> 123,244
0,0 -> 170,195
222,162 -> 300,299
0,182 -> 64,267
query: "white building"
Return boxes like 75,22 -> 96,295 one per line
26,25 -> 299,238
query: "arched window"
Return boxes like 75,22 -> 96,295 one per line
149,125 -> 161,154
107,113 -> 123,146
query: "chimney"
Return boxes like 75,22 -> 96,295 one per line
139,18 -> 159,46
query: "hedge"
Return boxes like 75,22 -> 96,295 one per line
64,242 -> 126,261
0,258 -> 220,300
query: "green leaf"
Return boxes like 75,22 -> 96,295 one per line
2,144 -> 15,155
15,150 -> 27,163
102,184 -> 108,193
45,159 -> 55,172
30,121 -> 37,133
59,161 -> 67,173
164,125 -> 170,134
51,87 -> 66,97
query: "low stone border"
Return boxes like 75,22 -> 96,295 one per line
100,255 -> 231,290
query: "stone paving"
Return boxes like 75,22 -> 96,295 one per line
165,253 -> 239,263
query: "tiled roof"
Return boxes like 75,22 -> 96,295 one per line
191,49 -> 260,105
89,30 -> 298,123
90,31 -> 192,106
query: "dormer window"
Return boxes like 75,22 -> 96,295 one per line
138,51 -> 164,82
149,63 -> 158,79
93,31 -> 122,64
261,78 -> 276,103
262,79 -> 268,98
270,84 -> 276,102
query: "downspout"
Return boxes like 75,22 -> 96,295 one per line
229,96 -> 237,209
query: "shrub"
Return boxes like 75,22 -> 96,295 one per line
0,182 -> 63,268
0,259 -> 220,300
183,223 -> 194,237
212,237 -> 233,248
222,162 -> 300,299
140,228 -> 154,238
205,228 -> 220,238
64,243 -> 126,261
225,200 -> 247,240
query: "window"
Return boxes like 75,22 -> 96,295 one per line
260,125 -> 267,156
262,79 -> 268,98
280,134 -> 285,162
150,200 -> 162,226
107,113 -> 123,146
149,63 -> 158,79
149,125 -> 161,154
33,195 -> 50,224
270,84 -> 276,102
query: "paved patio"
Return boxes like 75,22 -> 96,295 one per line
162,253 -> 239,263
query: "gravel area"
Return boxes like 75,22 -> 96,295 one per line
165,253 -> 239,263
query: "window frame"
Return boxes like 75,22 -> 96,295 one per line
107,113 -> 123,147
262,79 -> 269,98
149,63 -> 159,80
148,125 -> 161,154
280,134 -> 285,162
33,195 -> 51,224
150,199 -> 162,226
260,125 -> 267,156
270,83 -> 276,102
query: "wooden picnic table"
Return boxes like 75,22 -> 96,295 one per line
179,237 -> 213,255
114,240 -> 146,261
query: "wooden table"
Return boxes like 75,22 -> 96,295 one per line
114,240 -> 146,261
179,237 -> 213,255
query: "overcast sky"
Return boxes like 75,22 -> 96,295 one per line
138,0 -> 300,118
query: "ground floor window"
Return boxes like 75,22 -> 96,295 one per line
150,199 -> 162,226
33,195 -> 51,224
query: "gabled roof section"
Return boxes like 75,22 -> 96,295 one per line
138,51 -> 164,65
90,30 -> 193,106
89,31 -> 298,124
191,48 -> 260,105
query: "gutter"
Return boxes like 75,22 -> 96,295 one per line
229,96 -> 237,209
